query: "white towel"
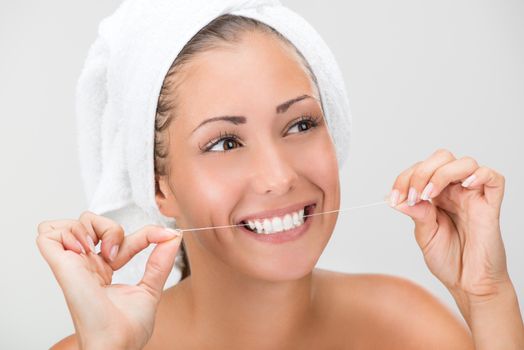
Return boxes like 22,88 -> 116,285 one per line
75,0 -> 352,288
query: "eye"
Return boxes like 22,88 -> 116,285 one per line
200,131 -> 242,153
208,138 -> 241,152
286,115 -> 321,135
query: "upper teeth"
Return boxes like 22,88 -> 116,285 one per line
244,207 -> 306,234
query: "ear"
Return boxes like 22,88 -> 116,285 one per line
155,174 -> 180,218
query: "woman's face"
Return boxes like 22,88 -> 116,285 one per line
157,31 -> 340,282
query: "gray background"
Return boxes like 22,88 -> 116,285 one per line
1,0 -> 523,348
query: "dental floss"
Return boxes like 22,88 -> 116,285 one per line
174,199 -> 389,233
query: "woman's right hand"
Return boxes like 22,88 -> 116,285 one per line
36,211 -> 183,350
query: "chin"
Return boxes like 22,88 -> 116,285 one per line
231,220 -> 335,283
240,251 -> 321,283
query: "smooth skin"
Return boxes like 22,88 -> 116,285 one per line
39,30 -> 523,349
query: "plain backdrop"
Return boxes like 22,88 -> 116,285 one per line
1,0 -> 523,348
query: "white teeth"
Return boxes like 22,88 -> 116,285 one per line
292,212 -> 300,226
271,217 -> 283,233
283,214 -> 293,230
254,220 -> 263,233
243,206 -> 309,234
263,219 -> 272,234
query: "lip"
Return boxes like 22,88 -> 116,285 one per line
236,203 -> 317,244
235,200 -> 317,224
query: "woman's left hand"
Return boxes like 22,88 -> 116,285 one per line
388,148 -> 511,303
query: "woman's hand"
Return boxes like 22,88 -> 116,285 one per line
387,148 -> 511,302
36,211 -> 183,350
388,148 -> 524,349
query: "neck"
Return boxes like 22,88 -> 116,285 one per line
176,242 -> 317,346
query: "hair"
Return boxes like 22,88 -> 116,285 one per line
154,14 -> 322,281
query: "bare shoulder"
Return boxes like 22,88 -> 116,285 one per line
50,334 -> 78,350
313,268 -> 475,349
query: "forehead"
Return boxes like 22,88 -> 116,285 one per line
174,32 -> 317,119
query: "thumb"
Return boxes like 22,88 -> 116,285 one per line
137,232 -> 183,301
390,197 -> 440,252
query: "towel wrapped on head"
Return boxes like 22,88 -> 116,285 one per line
76,0 -> 352,287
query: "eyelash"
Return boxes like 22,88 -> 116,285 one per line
198,114 -> 322,153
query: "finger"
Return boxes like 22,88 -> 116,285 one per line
62,230 -> 87,255
407,149 -> 457,206
70,221 -> 96,255
461,166 -> 505,207
108,226 -> 182,270
37,220 -> 93,257
37,219 -> 77,234
426,157 -> 480,199
138,234 -> 183,301
36,229 -> 86,270
391,198 -> 442,254
42,229 -> 114,285
78,211 -> 125,263
389,161 -> 421,207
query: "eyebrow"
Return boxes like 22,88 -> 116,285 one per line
190,94 -> 316,134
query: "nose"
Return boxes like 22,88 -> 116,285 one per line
250,141 -> 299,195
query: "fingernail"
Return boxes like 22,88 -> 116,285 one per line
164,227 -> 183,237
420,182 -> 433,201
389,189 -> 400,207
86,235 -> 96,253
76,240 -> 86,254
407,187 -> 417,206
109,244 -> 119,262
462,174 -> 477,188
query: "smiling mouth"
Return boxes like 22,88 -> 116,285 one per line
239,204 -> 316,235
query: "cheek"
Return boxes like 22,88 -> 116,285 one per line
298,129 -> 341,245
173,158 -> 241,226
301,128 -> 340,197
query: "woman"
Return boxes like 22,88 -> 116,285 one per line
37,7 -> 523,350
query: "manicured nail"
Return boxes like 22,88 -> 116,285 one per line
407,187 -> 417,206
86,235 -> 96,253
76,240 -> 86,254
389,189 -> 400,207
462,174 -> 477,188
420,182 -> 433,201
109,244 -> 119,262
